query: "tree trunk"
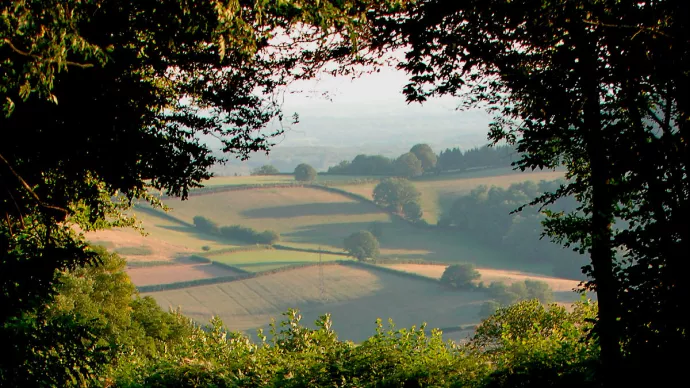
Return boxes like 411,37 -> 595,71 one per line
575,23 -> 622,385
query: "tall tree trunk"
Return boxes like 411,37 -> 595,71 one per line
575,23 -> 622,385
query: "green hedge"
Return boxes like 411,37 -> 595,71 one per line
204,245 -> 273,257
272,244 -> 347,256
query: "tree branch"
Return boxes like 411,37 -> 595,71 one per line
2,39 -> 95,69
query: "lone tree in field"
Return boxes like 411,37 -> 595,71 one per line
410,144 -> 437,173
343,231 -> 380,261
294,163 -> 317,182
251,165 -> 280,176
394,152 -> 424,178
373,178 -> 421,214
441,263 -> 480,289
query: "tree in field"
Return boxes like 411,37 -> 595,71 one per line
343,231 -> 380,261
409,144 -> 437,173
373,178 -> 421,213
402,201 -> 423,222
294,163 -> 317,182
251,165 -> 280,176
0,0 -> 397,381
369,0 -> 689,381
440,263 -> 480,289
394,152 -> 423,178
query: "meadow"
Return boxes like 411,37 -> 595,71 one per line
145,263 -> 489,343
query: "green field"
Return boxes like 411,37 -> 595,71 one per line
146,264 -> 489,343
208,249 -> 348,272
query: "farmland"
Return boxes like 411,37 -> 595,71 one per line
145,264 -> 489,343
83,167 -> 584,344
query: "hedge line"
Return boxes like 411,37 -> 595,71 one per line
338,260 -> 442,285
272,244 -> 347,257
368,258 -> 451,266
132,204 -> 193,227
126,260 -> 176,268
138,261 -> 345,293
203,245 -> 273,257
137,258 -> 450,293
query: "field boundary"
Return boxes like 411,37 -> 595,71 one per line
137,259 -> 449,293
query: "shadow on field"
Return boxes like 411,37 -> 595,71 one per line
242,202 -> 379,219
157,224 -> 244,245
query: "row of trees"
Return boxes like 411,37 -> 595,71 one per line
327,144 -> 438,178
437,145 -> 515,172
327,144 -> 516,177
193,216 -> 280,245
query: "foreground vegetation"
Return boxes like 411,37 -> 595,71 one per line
8,248 -> 599,387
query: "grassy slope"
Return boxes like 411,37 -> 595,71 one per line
146,264 -> 489,343
208,250 -> 346,272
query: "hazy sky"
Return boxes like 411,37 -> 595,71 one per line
264,66 -> 493,149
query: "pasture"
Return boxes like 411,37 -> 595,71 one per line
145,264 -> 490,343
378,263 -> 583,304
208,249 -> 347,272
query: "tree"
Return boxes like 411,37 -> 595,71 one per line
409,144 -> 437,173
0,0 -> 396,379
440,263 -> 480,289
343,231 -> 380,260
251,165 -> 280,176
372,178 -> 421,214
394,152 -> 423,178
402,201 -> 423,222
370,0 -> 689,380
294,163 -> 317,182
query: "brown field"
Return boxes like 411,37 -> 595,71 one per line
126,263 -> 241,286
145,264 -> 490,343
86,228 -> 193,263
379,264 -> 581,299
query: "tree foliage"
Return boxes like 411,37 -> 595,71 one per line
369,0 -> 689,378
343,230 -> 380,260
372,178 -> 421,214
394,152 -> 424,178
440,263 -> 480,289
409,143 -> 437,172
251,165 -> 280,176
293,163 -> 317,182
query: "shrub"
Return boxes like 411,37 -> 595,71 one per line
250,164 -> 280,175
193,215 -> 220,235
440,263 -> 481,289
201,245 -> 211,252
219,225 -> 280,244
114,246 -> 153,256
294,163 -> 317,181
343,230 -> 380,260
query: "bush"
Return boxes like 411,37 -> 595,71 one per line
219,225 -> 280,244
294,163 -> 317,182
201,245 -> 211,252
114,245 -> 153,256
250,164 -> 280,175
192,215 -> 220,235
343,230 -> 380,260
440,263 -> 481,289
402,201 -> 423,222
487,280 -> 555,306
